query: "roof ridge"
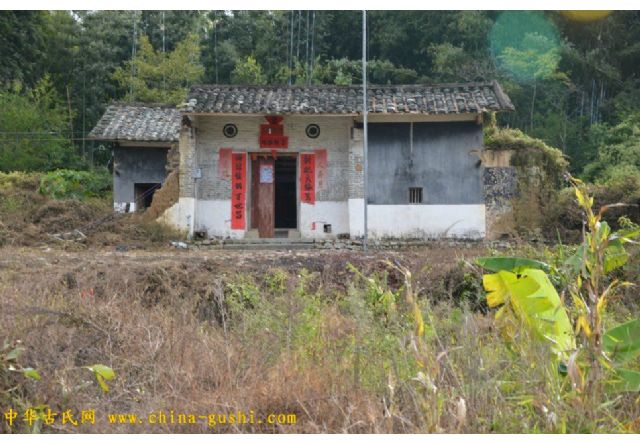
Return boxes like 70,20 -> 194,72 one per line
490,80 -> 515,111
189,82 -> 496,90
107,102 -> 178,109
186,81 -> 514,115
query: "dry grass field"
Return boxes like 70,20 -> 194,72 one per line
1,173 -> 639,434
1,244 -> 639,433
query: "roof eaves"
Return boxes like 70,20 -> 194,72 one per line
491,80 -> 515,111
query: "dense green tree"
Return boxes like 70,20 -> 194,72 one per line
139,11 -> 204,53
0,76 -> 81,172
113,33 -> 204,104
231,56 -> 266,85
582,113 -> 640,183
0,11 -> 48,87
201,11 -> 291,84
1,9 -> 640,176
74,11 -> 139,120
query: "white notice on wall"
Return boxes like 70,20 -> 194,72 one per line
260,164 -> 274,184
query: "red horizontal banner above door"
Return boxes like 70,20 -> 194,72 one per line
259,116 -> 288,149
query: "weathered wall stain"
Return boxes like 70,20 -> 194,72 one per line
218,148 -> 232,180
314,148 -> 328,191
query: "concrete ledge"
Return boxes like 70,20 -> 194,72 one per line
185,237 -> 514,251
224,238 -> 314,244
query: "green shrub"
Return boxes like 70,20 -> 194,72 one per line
0,77 -> 84,172
484,125 -> 568,182
0,171 -> 41,191
444,261 -> 487,312
137,220 -> 184,243
581,113 -> 640,183
39,169 -> 111,199
600,164 -> 640,202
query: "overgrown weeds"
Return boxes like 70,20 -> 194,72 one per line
1,247 -> 637,433
0,170 -> 183,248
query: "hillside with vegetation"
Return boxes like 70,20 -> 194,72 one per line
1,11 -> 640,179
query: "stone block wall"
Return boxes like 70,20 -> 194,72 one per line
483,166 -> 518,239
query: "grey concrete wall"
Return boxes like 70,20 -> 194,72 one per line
367,121 -> 484,205
113,147 -> 168,203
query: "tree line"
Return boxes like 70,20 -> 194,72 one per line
1,10 -> 640,187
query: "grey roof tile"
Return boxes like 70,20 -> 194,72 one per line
90,82 -> 514,143
88,104 -> 181,142
186,81 -> 514,115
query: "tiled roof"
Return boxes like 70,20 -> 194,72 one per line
88,104 -> 181,142
186,81 -> 514,115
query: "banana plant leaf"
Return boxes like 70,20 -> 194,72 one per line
603,239 -> 630,273
476,256 -> 551,273
565,242 -> 629,274
565,222 -> 640,274
607,368 -> 640,393
603,318 -> 640,364
483,269 -> 575,357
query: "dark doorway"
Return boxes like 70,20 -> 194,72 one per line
274,156 -> 297,229
134,183 -> 160,211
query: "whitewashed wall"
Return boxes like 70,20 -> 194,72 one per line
368,204 -> 486,239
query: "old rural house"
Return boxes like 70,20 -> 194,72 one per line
89,104 -> 181,212
91,82 -> 515,240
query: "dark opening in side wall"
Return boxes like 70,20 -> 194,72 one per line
112,147 -> 169,211
134,183 -> 160,211
274,156 -> 297,229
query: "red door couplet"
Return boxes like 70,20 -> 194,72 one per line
230,153 -> 246,230
300,153 -> 316,204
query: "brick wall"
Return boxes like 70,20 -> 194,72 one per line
192,115 -> 353,202
348,128 -> 364,199
178,121 -> 197,198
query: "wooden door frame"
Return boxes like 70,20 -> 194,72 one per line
248,152 -> 299,236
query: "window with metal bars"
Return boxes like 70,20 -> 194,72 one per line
409,187 -> 423,204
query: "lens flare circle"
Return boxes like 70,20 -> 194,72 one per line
489,11 -> 561,83
561,11 -> 611,22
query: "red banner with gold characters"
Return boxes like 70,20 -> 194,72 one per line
259,116 -> 288,149
300,153 -> 316,204
231,153 -> 246,229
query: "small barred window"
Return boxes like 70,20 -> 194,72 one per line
409,187 -> 423,204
